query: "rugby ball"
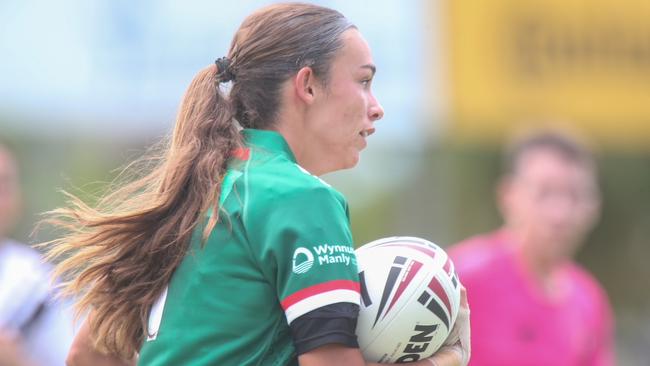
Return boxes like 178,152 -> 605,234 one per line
355,237 -> 461,363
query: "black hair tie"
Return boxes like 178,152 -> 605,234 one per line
215,57 -> 235,83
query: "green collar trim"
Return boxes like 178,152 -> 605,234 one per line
242,129 -> 297,163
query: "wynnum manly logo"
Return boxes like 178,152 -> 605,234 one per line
313,244 -> 355,266
292,244 -> 355,274
292,247 -> 315,274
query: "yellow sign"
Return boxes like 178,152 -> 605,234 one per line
445,0 -> 650,148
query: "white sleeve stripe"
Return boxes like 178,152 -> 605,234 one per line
284,289 -> 360,325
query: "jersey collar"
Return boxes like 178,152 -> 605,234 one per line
242,129 -> 297,163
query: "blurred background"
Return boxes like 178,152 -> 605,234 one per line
1,0 -> 648,364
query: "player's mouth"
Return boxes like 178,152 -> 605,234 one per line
360,128 -> 375,138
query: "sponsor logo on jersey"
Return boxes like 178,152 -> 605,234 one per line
292,244 -> 356,274
313,244 -> 355,267
292,247 -> 315,274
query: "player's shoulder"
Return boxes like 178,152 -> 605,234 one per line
564,261 -> 610,304
562,261 -> 615,330
243,152 -> 346,206
0,240 -> 49,273
0,240 -> 52,317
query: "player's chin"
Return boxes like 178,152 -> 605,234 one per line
342,151 -> 361,170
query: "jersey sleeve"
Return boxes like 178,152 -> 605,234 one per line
245,185 -> 360,326
290,302 -> 359,355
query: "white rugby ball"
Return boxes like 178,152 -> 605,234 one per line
355,236 -> 461,363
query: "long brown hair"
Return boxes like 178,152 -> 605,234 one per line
41,2 -> 354,359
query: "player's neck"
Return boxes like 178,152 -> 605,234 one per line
510,232 -> 569,300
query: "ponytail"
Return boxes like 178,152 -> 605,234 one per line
42,64 -> 241,358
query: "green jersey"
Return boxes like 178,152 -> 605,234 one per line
138,129 -> 361,366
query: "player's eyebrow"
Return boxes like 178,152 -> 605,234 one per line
361,64 -> 376,76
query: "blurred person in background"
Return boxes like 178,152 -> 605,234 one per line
0,143 -> 74,366
449,129 -> 615,366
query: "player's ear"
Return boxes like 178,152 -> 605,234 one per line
294,66 -> 317,105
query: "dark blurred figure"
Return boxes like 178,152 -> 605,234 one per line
0,143 -> 73,365
449,130 -> 615,366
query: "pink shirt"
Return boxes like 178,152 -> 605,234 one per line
449,230 -> 615,366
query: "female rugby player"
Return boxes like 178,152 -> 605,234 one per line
45,3 -> 470,366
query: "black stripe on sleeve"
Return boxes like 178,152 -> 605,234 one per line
289,302 -> 360,355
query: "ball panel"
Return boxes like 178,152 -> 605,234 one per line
355,237 -> 461,363
356,254 -> 433,357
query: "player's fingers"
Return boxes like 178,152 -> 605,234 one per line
459,285 -> 468,309
425,345 -> 463,366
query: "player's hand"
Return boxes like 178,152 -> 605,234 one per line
424,285 -> 470,366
